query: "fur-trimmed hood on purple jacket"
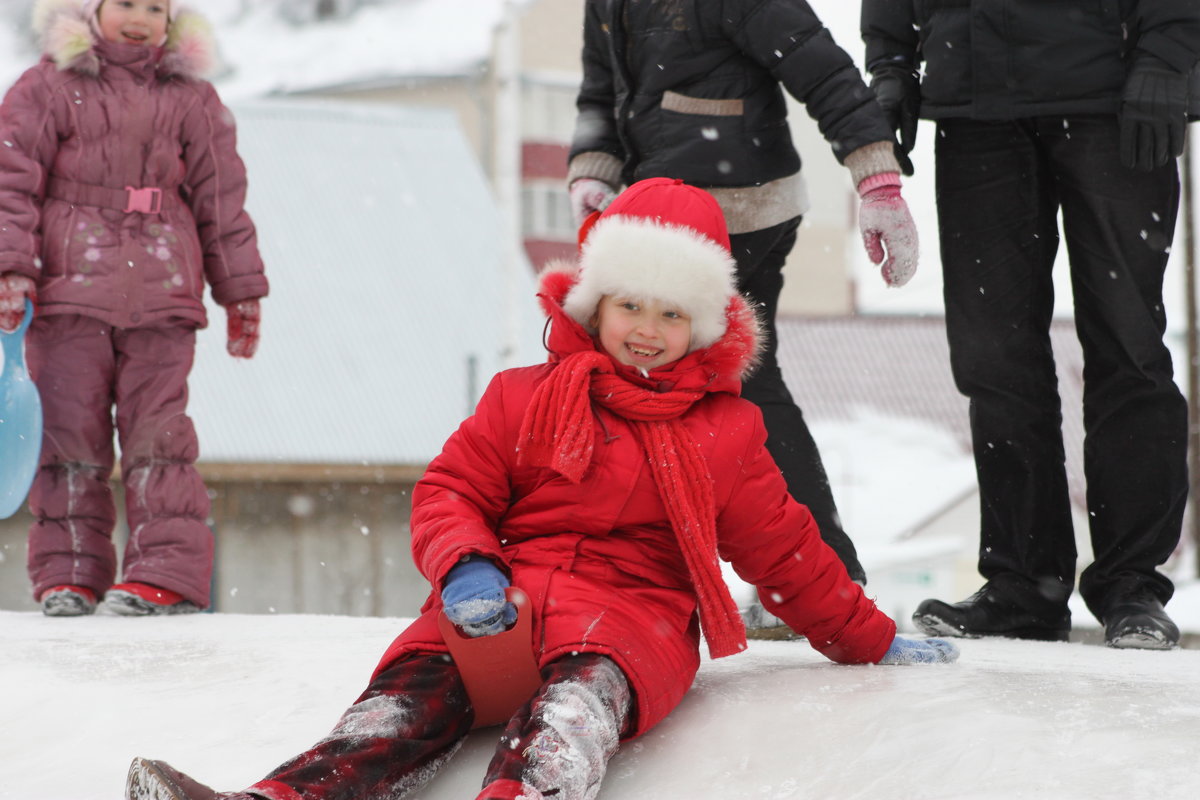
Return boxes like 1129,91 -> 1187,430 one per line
0,0 -> 266,329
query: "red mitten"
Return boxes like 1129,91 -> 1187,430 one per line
226,299 -> 261,359
858,173 -> 919,288
0,273 -> 36,333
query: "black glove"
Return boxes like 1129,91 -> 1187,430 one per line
869,62 -> 921,176
1119,54 -> 1188,171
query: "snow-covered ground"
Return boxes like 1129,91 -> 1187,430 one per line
5,588 -> 1200,800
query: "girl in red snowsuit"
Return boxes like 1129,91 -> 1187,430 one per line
0,0 -> 267,616
124,179 -> 953,800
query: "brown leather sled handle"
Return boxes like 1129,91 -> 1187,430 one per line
438,586 -> 544,729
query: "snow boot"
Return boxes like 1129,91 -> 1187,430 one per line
1103,592 -> 1179,650
912,581 -> 1070,642
40,585 -> 97,617
741,603 -> 802,641
125,757 -> 257,800
105,582 -> 200,616
476,779 -> 546,799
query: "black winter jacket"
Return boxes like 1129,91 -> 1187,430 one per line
861,0 -> 1200,120
569,0 -> 895,231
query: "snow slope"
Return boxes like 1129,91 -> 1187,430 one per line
4,603 -> 1200,800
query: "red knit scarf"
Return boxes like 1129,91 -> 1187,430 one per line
517,350 -> 747,658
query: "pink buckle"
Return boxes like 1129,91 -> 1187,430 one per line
124,186 -> 163,214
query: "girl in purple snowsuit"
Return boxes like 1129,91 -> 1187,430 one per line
0,0 -> 268,617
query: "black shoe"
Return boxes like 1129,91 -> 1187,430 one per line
913,582 -> 1070,642
1103,593 -> 1179,650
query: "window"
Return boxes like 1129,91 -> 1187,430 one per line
521,182 -> 574,241
522,78 -> 580,141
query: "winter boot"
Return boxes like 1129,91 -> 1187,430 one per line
105,582 -> 200,616
741,603 -> 803,641
40,585 -> 97,617
125,757 -> 258,800
476,779 -> 545,800
912,581 -> 1070,642
1103,591 -> 1179,650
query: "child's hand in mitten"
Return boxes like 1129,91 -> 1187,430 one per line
441,556 -> 517,638
226,299 -> 261,358
858,173 -> 919,288
877,635 -> 960,665
0,273 -> 36,333
569,178 -> 617,228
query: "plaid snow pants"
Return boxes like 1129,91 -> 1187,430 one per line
248,652 -> 630,800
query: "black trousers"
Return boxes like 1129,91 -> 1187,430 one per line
728,218 -> 865,583
935,115 -> 1187,619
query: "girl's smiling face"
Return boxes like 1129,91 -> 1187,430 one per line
593,295 -> 692,371
96,0 -> 170,47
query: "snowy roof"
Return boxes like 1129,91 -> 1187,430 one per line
188,98 -> 542,465
777,314 -> 1088,509
0,0 -> 532,101
209,0 -> 531,101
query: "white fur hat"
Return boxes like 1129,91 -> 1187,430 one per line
564,178 -> 738,350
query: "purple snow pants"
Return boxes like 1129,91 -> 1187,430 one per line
25,314 -> 213,606
247,653 -> 631,800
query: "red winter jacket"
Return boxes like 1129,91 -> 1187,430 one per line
375,267 -> 896,738
0,4 -> 266,329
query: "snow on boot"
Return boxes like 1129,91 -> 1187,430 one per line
105,582 -> 200,616
40,585 -> 97,617
125,758 -> 259,800
912,581 -> 1069,642
127,758 -> 218,800
741,602 -> 801,641
1103,593 -> 1180,650
476,779 -> 546,800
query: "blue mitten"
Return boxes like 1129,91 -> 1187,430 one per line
441,556 -> 517,638
877,635 -> 960,665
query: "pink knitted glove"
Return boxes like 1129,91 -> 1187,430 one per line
858,173 -> 919,287
0,273 -> 36,333
569,178 -> 617,228
226,299 -> 261,359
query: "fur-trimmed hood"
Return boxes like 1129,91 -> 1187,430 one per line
32,0 -> 216,80
535,259 -> 764,391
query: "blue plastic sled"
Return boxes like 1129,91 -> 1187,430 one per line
0,299 -> 42,519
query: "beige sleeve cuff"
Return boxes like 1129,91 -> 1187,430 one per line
566,151 -> 624,190
844,141 -> 902,187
